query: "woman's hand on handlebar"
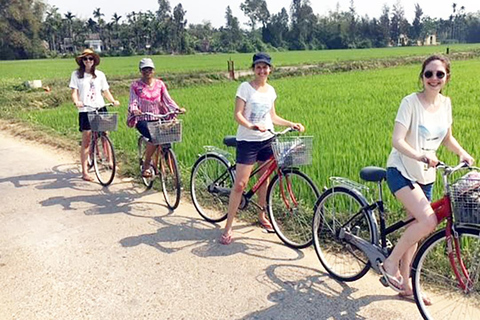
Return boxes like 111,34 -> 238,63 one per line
178,107 -> 187,114
420,154 -> 439,168
132,109 -> 142,116
111,100 -> 120,107
460,152 -> 475,166
291,122 -> 305,132
74,101 -> 84,108
250,124 -> 267,132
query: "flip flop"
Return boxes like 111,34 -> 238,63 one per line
259,220 -> 275,233
378,263 -> 404,293
219,233 -> 233,245
398,292 -> 432,306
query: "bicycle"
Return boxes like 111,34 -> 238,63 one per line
190,128 -> 320,249
312,162 -> 480,320
137,110 -> 183,210
85,103 -> 117,186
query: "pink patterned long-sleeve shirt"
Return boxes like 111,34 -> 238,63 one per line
127,78 -> 179,127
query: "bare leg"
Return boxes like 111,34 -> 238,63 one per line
143,142 -> 157,176
81,130 -> 93,181
255,161 -> 271,226
222,163 -> 255,238
382,185 -> 437,282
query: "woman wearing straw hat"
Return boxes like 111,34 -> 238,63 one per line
69,48 -> 120,182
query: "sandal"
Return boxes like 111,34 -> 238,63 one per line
219,233 -> 233,245
398,292 -> 432,306
379,263 -> 404,292
259,220 -> 275,233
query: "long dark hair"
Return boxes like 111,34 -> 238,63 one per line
76,63 -> 97,79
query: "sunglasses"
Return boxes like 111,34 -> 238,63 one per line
141,67 -> 153,72
82,57 -> 94,61
423,70 -> 446,79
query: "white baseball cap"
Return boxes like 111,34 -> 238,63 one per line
139,58 -> 155,70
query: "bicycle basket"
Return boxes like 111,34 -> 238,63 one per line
271,136 -> 313,167
450,171 -> 480,225
88,112 -> 118,132
147,119 -> 182,145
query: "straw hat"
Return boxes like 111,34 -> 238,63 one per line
75,49 -> 100,66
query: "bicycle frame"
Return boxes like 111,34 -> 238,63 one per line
339,165 -> 476,290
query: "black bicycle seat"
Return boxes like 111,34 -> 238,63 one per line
360,166 -> 386,182
223,136 -> 237,148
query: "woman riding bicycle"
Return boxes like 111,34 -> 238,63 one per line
380,55 -> 474,304
220,52 -> 305,245
127,58 -> 186,178
69,49 -> 120,182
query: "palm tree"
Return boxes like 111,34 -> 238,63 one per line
64,11 -> 75,38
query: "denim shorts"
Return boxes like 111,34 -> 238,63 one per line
236,138 -> 274,165
386,167 -> 434,201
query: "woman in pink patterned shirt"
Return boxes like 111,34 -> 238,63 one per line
128,58 -> 185,177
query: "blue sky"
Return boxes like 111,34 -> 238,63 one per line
45,0 -> 479,28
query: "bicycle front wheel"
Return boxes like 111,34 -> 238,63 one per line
159,148 -> 181,210
412,226 -> 480,320
312,186 -> 374,281
93,134 -> 116,186
190,154 -> 234,223
267,168 -> 320,249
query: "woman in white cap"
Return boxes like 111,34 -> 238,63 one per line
69,48 -> 120,182
127,58 -> 185,178
220,52 -> 305,245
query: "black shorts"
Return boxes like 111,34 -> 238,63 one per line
236,138 -> 274,165
78,107 -> 108,132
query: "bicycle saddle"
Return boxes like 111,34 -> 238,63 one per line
360,166 -> 386,182
223,136 -> 237,148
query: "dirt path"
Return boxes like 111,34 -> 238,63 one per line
0,130 -> 422,320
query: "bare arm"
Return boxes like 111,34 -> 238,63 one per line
234,97 -> 256,129
270,103 -> 305,132
71,88 -> 83,108
442,127 -> 474,164
392,122 -> 430,163
102,89 -> 120,106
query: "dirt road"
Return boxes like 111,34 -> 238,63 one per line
0,130 -> 422,319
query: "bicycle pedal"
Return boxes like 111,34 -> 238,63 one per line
379,276 -> 389,288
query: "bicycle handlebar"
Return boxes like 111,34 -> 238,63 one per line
266,127 -> 296,137
436,161 -> 478,175
83,103 -> 114,112
137,109 -> 185,119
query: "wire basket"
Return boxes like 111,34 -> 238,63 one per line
271,136 -> 313,167
88,112 -> 118,132
450,171 -> 480,225
147,120 -> 182,145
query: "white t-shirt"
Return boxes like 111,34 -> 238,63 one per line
235,82 -> 276,141
69,70 -> 109,112
387,93 -> 452,184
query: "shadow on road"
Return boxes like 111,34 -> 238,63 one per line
242,264 -> 399,320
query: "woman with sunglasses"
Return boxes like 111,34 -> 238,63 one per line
69,49 -> 120,182
127,58 -> 186,178
380,55 -> 474,303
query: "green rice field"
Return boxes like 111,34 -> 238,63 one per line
2,46 -> 480,215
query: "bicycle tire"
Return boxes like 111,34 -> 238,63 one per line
160,148 -> 181,210
138,137 -> 154,189
93,134 -> 116,186
190,154 -> 234,223
412,225 -> 480,320
266,168 -> 320,249
312,186 -> 375,281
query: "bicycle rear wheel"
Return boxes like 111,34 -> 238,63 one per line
190,154 -> 234,223
266,168 -> 320,249
312,186 -> 374,281
138,137 -> 155,189
159,147 -> 181,210
412,226 -> 480,320
93,134 -> 116,186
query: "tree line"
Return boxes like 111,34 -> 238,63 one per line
1,0 -> 480,60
